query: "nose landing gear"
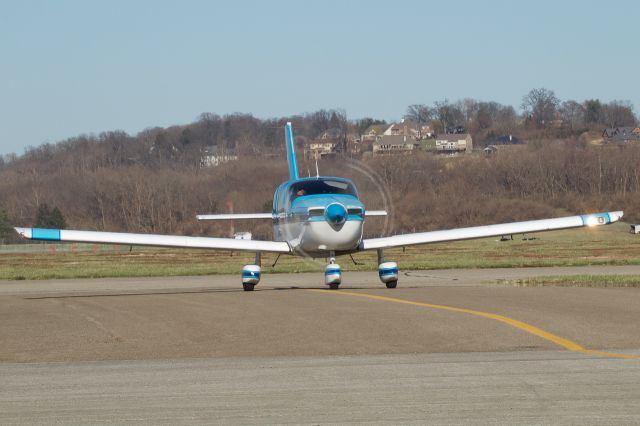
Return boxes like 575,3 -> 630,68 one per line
377,249 -> 398,289
325,253 -> 341,290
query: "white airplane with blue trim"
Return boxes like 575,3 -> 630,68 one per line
15,123 -> 624,291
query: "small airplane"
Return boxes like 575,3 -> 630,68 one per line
15,123 -> 623,291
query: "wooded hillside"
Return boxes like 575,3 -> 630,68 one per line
1,139 -> 639,240
1,91 -> 638,240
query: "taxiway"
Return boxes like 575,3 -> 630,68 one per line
1,266 -> 639,424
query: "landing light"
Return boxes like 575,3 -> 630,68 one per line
586,215 -> 605,227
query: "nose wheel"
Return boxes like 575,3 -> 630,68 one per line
325,254 -> 342,289
385,280 -> 398,289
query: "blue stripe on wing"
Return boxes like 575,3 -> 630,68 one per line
31,228 -> 61,241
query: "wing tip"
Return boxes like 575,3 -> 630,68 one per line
14,227 -> 32,239
610,211 -> 624,222
581,211 -> 624,227
14,227 -> 62,241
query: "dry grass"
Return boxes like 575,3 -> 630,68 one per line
496,275 -> 640,288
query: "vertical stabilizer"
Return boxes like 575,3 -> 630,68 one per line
285,122 -> 299,180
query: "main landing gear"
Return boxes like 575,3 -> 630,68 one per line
243,250 -> 400,291
241,252 -> 261,291
377,249 -> 398,289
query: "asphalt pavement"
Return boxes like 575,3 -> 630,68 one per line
1,266 -> 639,424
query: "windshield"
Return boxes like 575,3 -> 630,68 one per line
290,179 -> 358,201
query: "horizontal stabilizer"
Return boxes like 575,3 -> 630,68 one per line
197,213 -> 273,220
360,211 -> 623,250
365,210 -> 387,217
14,227 -> 291,253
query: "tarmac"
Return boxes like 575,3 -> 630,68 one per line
1,266 -> 640,424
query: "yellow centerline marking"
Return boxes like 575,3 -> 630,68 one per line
309,289 -> 640,360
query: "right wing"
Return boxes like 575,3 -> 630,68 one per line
360,211 -> 623,251
14,227 -> 291,253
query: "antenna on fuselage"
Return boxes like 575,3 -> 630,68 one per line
315,159 -> 319,178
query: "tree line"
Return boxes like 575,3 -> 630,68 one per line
1,141 -> 639,241
1,88 -> 636,170
0,89 -> 638,241
405,88 -> 637,142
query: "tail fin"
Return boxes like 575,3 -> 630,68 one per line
285,122 -> 299,180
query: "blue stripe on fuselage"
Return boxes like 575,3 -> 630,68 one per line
308,215 -> 363,222
291,194 -> 364,223
290,193 -> 359,207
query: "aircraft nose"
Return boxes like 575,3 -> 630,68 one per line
325,203 -> 347,226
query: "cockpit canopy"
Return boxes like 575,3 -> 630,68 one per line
273,177 -> 360,214
289,178 -> 358,202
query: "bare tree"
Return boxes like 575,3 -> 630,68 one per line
434,99 -> 464,133
456,98 -> 478,128
405,104 -> 434,139
521,88 -> 560,128
355,118 -> 386,135
0,209 -> 12,243
560,100 -> 585,131
493,105 -> 517,135
405,104 -> 433,124
603,100 -> 637,127
584,99 -> 604,125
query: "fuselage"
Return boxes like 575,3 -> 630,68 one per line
272,176 -> 365,255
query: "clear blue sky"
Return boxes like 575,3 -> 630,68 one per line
1,0 -> 637,155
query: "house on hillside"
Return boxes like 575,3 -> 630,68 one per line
305,128 -> 359,159
304,139 -> 338,160
361,124 -> 388,143
201,145 -> 238,167
482,144 -> 524,156
318,128 -> 343,140
482,135 -> 524,156
602,127 -> 640,144
373,135 -> 418,156
385,119 -> 433,140
435,133 -> 473,153
444,126 -> 466,135
305,128 -> 341,160
483,145 -> 498,155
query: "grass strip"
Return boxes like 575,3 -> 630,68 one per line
496,274 -> 640,288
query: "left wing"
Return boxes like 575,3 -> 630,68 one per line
360,211 -> 623,250
196,213 -> 273,220
14,227 -> 291,253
